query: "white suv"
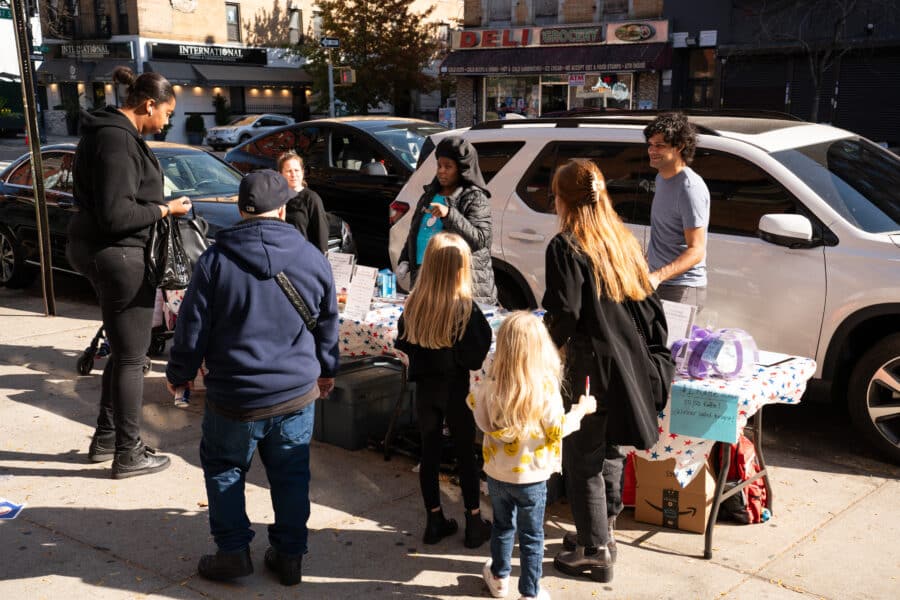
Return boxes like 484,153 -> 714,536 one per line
388,114 -> 900,462
205,114 -> 294,151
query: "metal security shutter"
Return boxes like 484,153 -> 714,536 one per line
787,56 -> 836,123
722,56 -> 787,112
831,47 -> 900,145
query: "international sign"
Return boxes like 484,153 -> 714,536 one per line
320,37 -> 340,48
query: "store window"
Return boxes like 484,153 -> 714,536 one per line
534,0 -> 558,25
116,0 -> 129,34
691,149 -> 799,236
568,73 -> 634,111
226,3 -> 241,42
485,76 -> 539,120
488,0 -> 512,27
686,49 -> 717,109
603,0 -> 628,17
540,75 -> 568,115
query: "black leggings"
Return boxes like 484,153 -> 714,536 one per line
415,377 -> 481,512
68,243 -> 156,451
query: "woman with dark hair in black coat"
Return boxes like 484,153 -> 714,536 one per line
67,66 -> 193,479
398,137 -> 497,305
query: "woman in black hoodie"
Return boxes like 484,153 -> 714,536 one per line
67,66 -> 193,479
277,150 -> 329,253
398,137 -> 497,305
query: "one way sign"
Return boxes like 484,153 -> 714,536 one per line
320,37 -> 340,48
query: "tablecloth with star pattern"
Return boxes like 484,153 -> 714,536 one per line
642,356 -> 816,486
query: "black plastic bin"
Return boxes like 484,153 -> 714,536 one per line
314,357 -> 414,450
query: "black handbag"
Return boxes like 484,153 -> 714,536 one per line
146,213 -> 211,290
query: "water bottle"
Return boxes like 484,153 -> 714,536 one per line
173,386 -> 190,408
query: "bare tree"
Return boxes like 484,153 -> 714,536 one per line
734,0 -> 893,121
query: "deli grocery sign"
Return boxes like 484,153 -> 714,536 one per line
451,21 -> 668,50
150,43 -> 267,65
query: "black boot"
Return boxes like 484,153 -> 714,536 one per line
264,546 -> 303,586
554,545 -> 614,583
464,511 -> 492,549
88,430 -> 116,463
563,518 -> 617,562
111,441 -> 171,479
423,508 -> 458,545
197,547 -> 253,581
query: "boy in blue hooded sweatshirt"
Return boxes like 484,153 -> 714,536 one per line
166,170 -> 339,587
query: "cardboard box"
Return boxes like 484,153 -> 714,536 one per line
633,456 -> 715,534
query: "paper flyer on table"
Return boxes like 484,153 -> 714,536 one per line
661,299 -> 697,347
328,252 -> 355,291
343,265 -> 378,321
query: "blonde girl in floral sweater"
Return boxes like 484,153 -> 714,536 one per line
468,312 -> 596,600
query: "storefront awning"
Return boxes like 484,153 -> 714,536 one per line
92,60 -> 138,81
441,43 -> 671,76
36,59 -> 94,83
144,61 -> 199,85
193,64 -> 312,87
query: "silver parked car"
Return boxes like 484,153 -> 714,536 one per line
205,114 -> 295,150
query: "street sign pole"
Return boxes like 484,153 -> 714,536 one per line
11,0 -> 55,316
320,37 -> 339,118
327,48 -> 335,118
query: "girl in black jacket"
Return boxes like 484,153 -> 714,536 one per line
67,66 -> 192,479
542,159 -> 667,584
398,137 -> 497,305
394,232 -> 493,548
277,151 -> 329,253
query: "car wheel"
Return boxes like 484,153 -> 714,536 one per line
76,353 -> 94,376
0,227 -> 37,289
495,270 -> 531,310
847,333 -> 900,463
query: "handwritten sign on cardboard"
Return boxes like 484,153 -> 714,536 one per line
669,382 -> 740,444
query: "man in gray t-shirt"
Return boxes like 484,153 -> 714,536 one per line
644,113 -> 710,310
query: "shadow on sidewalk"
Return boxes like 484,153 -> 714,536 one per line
0,505 -> 490,598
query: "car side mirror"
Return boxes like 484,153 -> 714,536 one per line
758,214 -> 816,248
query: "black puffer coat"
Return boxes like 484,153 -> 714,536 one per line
399,137 -> 497,305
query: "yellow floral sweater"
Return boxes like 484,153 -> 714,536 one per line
467,380 -> 588,485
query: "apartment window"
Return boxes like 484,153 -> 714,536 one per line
117,0 -> 129,34
488,0 -> 512,27
226,3 -> 241,42
534,0 -> 558,25
603,0 -> 628,16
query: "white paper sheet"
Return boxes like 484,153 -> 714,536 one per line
660,299 -> 697,348
343,265 -> 378,321
327,252 -> 355,291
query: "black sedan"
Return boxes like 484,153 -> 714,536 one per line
225,116 -> 446,268
0,142 -> 244,288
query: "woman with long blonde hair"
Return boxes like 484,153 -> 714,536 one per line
469,312 -> 596,600
543,159 -> 670,583
395,232 -> 494,548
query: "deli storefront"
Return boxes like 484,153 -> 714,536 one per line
442,21 -> 671,125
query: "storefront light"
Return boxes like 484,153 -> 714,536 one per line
305,89 -> 312,97
173,84 -> 183,91
77,83 -> 85,92
264,88 -> 273,96
193,86 -> 203,94
213,87 -> 222,94
105,84 -> 112,91
50,83 -> 58,90
281,89 -> 290,96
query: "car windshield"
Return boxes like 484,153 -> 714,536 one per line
158,152 -> 242,199
229,115 -> 258,127
772,137 -> 900,233
369,123 -> 447,170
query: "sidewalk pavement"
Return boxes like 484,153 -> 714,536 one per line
0,287 -> 898,599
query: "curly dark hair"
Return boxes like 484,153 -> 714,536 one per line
643,112 -> 697,165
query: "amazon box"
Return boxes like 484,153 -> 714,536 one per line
634,456 -> 715,534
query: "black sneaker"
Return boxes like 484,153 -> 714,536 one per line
197,547 -> 253,581
111,442 -> 171,479
88,431 -> 116,463
264,546 -> 303,586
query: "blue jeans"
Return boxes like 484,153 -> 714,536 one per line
200,403 -> 315,555
487,477 -> 547,598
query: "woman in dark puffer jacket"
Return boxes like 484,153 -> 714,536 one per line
398,137 -> 497,305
